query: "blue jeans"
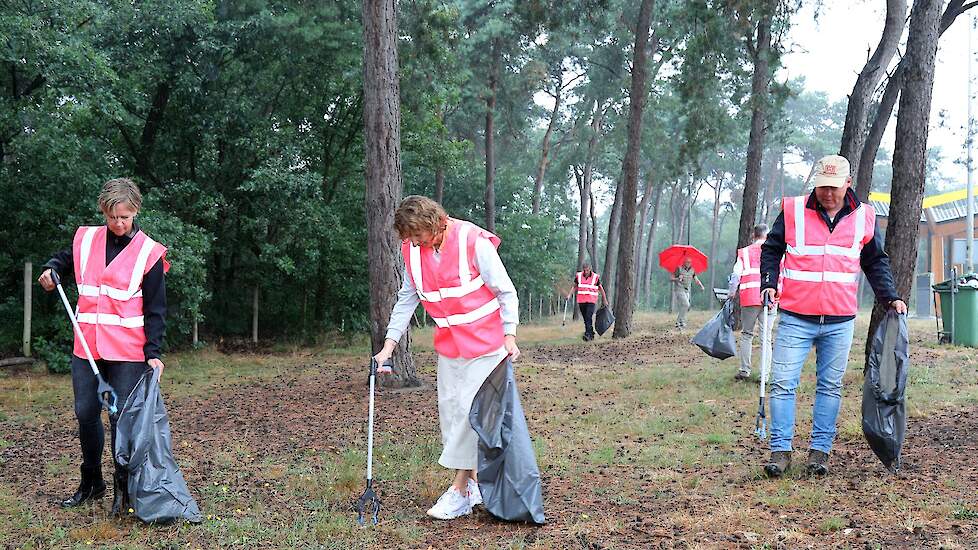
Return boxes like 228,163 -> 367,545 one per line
768,313 -> 855,453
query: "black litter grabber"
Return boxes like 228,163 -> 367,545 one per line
355,357 -> 391,526
755,293 -> 775,439
51,270 -> 118,415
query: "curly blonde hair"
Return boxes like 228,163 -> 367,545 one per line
393,195 -> 447,239
98,178 -> 142,214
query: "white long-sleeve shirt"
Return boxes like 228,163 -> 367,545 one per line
385,237 -> 519,342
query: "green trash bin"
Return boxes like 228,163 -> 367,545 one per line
933,279 -> 978,347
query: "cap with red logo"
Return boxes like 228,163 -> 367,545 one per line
811,155 -> 850,188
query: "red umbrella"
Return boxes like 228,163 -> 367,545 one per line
659,245 -> 708,274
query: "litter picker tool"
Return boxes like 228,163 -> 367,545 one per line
355,357 -> 391,526
562,296 -> 570,326
51,270 -> 118,415
755,292 -> 775,439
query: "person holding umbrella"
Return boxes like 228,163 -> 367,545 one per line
37,178 -> 169,513
372,195 -> 520,521
671,257 -> 705,328
759,155 -> 906,478
567,263 -> 605,341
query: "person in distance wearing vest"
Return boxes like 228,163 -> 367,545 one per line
759,155 -> 906,478
733,223 -> 769,381
372,196 -> 521,521
567,263 -> 605,341
37,178 -> 169,512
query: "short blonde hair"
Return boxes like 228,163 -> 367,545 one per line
394,195 -> 447,239
98,178 -> 142,214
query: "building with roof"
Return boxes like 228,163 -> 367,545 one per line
869,189 -> 977,316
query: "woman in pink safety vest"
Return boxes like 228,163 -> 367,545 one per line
373,195 -> 520,521
567,263 -> 605,341
38,178 -> 169,515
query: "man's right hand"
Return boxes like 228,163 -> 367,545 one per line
38,269 -> 56,292
761,288 -> 780,308
372,339 -> 397,374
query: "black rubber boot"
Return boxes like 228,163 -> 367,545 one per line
110,463 -> 130,517
61,466 -> 106,508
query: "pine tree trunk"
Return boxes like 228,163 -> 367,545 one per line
612,0 -> 655,338
484,38 -> 501,233
737,7 -> 772,248
532,78 -> 563,214
839,0 -> 907,185
363,0 -> 419,387
867,0 -> 943,355
602,172 -> 624,303
641,183 -> 664,305
856,1 -> 972,200
435,165 -> 445,205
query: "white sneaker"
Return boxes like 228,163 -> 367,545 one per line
467,479 -> 483,506
426,487 -> 473,520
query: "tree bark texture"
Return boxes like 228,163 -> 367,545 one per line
737,7 -> 772,248
641,183 -> 664,305
612,0 -> 655,338
363,0 -> 419,387
532,74 -> 564,214
484,37 -> 501,233
839,0 -> 907,188
867,0 -> 943,355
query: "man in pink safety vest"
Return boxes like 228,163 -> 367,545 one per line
373,195 -> 523,521
733,223 -> 769,381
567,263 -> 605,341
38,178 -> 169,514
758,155 -> 907,479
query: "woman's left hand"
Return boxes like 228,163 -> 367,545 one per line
504,334 -> 520,362
148,358 -> 165,380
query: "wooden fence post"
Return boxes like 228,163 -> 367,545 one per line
23,262 -> 31,357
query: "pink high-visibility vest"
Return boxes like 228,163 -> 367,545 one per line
736,244 -> 763,307
575,272 -> 599,304
779,195 -> 875,316
402,219 -> 505,359
72,226 -> 168,362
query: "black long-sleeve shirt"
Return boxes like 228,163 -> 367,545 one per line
44,224 -> 167,359
760,189 -> 900,324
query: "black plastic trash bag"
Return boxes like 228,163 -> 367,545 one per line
115,368 -> 203,524
862,310 -> 909,472
595,305 -> 615,336
691,300 -> 738,360
469,359 -> 546,524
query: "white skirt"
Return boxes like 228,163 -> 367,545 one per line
436,346 -> 508,470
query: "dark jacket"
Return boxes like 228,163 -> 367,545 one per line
44,224 -> 167,360
760,189 -> 900,324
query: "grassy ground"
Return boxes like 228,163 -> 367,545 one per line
1,311 -> 976,549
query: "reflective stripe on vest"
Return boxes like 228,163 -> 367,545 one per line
779,195 -> 875,316
403,220 -> 505,359
576,272 -> 599,303
72,226 -> 167,361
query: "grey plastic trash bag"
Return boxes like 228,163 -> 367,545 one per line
862,310 -> 909,472
595,305 -> 615,336
691,300 -> 738,360
469,359 -> 546,524
115,368 -> 202,524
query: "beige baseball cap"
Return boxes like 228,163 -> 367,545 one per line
811,155 -> 851,188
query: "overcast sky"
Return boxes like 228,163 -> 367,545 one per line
782,0 -> 974,190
